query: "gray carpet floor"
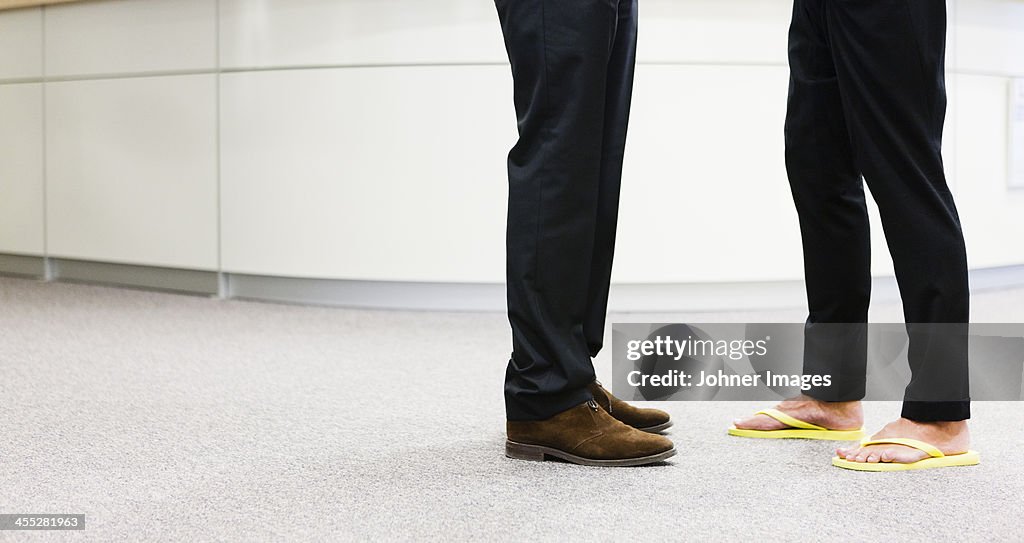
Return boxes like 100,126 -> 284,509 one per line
1,276 -> 1022,542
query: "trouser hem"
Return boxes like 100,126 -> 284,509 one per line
901,400 -> 971,422
505,386 -> 594,422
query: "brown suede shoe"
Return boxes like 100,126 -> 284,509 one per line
506,400 -> 675,467
588,381 -> 673,433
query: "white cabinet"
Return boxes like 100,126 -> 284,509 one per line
220,66 -> 511,281
0,0 -> 1021,295
218,0 -> 506,69
0,7 -> 42,80
0,83 -> 44,255
45,75 -> 218,269
44,0 -> 216,77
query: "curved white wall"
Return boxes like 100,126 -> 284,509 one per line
0,0 -> 1022,287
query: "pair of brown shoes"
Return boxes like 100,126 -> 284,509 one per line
506,382 -> 675,467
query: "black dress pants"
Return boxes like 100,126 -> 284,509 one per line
495,0 -> 638,421
787,0 -> 970,422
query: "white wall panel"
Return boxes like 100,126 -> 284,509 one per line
0,7 -> 42,80
640,0 -> 790,65
45,75 -> 218,269
219,0 -> 507,69
954,74 -> 1024,269
0,83 -> 44,254
220,66 -> 513,282
44,0 -> 216,77
616,65 -> 803,283
955,0 -> 1024,76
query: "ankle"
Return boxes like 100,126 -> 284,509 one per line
904,418 -> 968,433
795,396 -> 861,415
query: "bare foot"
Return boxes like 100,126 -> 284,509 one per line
836,418 -> 970,465
733,395 -> 863,431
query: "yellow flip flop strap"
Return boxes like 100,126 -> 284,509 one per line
859,438 -> 945,458
755,409 -> 826,431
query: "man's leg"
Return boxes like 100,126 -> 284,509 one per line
733,0 -> 867,434
496,0 -> 674,465
498,0 -> 611,422
826,0 -> 972,465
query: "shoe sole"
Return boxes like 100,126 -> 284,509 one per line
637,420 -> 673,434
505,440 -> 676,467
832,450 -> 980,471
727,426 -> 866,441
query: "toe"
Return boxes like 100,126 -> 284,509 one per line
861,445 -> 930,465
733,414 -> 780,431
732,415 -> 758,429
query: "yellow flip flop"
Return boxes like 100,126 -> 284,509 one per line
728,408 -> 866,441
832,438 -> 980,472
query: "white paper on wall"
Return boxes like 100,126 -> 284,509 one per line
1011,78 -> 1024,189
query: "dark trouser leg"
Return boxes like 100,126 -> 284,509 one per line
787,0 -> 871,402
584,0 -> 638,357
825,0 -> 970,421
496,0 -> 637,421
